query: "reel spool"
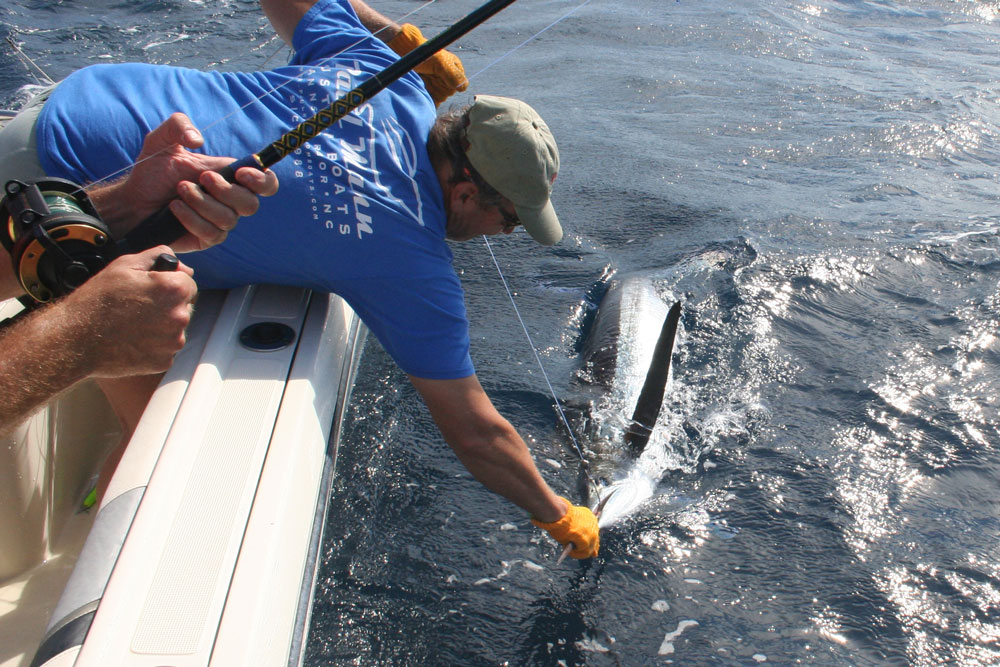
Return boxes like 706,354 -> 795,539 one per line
1,178 -> 116,304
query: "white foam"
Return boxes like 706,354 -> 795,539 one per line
658,620 -> 699,655
575,637 -> 612,653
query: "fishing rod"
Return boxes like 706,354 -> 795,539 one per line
118,0 -> 518,254
0,0 -> 517,305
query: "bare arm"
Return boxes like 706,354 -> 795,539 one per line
0,304 -> 93,435
409,374 -> 567,523
347,0 -> 400,41
260,0 -> 401,47
257,0 -> 466,106
0,246 -> 197,436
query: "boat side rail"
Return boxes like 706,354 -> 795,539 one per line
31,285 -> 365,667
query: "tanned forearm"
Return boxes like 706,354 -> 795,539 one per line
261,1 -> 402,49
348,0 -> 401,41
446,417 -> 568,523
0,245 -> 197,436
410,374 -> 567,523
0,304 -> 92,436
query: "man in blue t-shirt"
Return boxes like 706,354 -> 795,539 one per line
2,0 -> 598,558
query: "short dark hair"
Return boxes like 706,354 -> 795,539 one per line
428,106 -> 504,209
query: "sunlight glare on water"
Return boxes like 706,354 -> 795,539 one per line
6,0 -> 1000,664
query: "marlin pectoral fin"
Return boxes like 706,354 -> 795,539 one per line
625,300 -> 682,457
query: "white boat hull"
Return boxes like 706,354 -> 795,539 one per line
1,285 -> 365,667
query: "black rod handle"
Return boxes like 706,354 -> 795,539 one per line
151,252 -> 179,272
215,154 -> 264,183
116,204 -> 187,255
115,159 -> 251,255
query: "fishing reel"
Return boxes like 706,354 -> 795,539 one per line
1,178 -> 116,306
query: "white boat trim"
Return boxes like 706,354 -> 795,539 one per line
1,284 -> 365,667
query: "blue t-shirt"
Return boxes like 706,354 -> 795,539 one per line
35,0 -> 474,380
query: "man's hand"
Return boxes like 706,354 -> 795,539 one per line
0,246 -> 198,435
531,498 -> 600,559
93,113 -> 279,252
388,24 -> 469,107
64,246 -> 198,377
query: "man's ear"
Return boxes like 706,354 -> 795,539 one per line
450,180 -> 479,209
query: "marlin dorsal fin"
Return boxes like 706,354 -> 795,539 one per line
624,301 -> 682,457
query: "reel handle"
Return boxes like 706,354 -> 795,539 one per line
116,156 -> 260,255
151,252 -> 179,272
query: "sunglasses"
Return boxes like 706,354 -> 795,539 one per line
498,204 -> 520,231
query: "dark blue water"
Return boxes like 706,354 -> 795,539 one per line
6,0 -> 1000,664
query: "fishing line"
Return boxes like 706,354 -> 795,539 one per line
77,0 -> 444,192
250,35 -> 288,71
473,0 -> 603,498
466,0 -> 597,83
483,237 -> 599,497
6,35 -> 55,86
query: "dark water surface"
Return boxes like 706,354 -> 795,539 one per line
5,0 -> 1000,664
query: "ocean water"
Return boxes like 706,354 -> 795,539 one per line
5,0 -> 1000,664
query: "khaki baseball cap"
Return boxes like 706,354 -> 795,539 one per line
464,95 -> 562,245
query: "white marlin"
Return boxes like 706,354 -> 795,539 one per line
575,274 -> 682,528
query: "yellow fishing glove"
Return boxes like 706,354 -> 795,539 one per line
531,497 -> 600,559
388,23 -> 469,107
